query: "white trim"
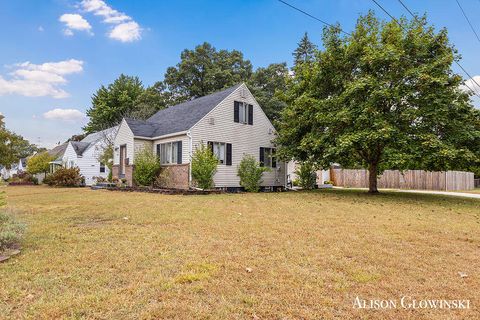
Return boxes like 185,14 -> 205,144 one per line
133,131 -> 188,141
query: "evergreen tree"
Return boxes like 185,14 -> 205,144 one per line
293,32 -> 317,66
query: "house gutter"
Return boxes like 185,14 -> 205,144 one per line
187,130 -> 193,186
133,131 -> 188,141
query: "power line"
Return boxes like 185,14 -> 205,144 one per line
455,0 -> 480,43
397,0 -> 416,18
276,0 -> 351,36
372,0 -> 480,97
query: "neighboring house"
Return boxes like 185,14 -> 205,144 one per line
112,83 -> 286,190
48,127 -> 117,186
0,158 -> 26,180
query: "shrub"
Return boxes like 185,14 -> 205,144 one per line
154,168 -> 171,188
191,144 -> 218,189
237,154 -> 270,192
324,180 -> 334,185
46,167 -> 84,187
295,162 -> 317,190
0,210 -> 25,252
133,148 -> 161,186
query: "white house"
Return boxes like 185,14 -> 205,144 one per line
0,158 -> 27,180
112,83 -> 286,190
49,127 -> 117,186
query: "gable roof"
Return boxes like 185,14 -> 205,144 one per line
81,126 -> 118,144
125,83 -> 242,138
48,143 -> 68,160
71,142 -> 91,156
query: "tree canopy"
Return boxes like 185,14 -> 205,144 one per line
293,32 -> 317,66
277,12 -> 480,193
164,42 -> 253,103
27,152 -> 54,176
248,63 -> 289,122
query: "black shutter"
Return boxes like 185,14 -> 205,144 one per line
271,148 -> 276,168
156,144 -> 160,158
177,141 -> 182,164
207,141 -> 214,154
234,101 -> 240,123
226,143 -> 232,166
259,147 -> 265,167
248,104 -> 253,125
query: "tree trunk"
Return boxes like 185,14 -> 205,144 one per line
368,163 -> 379,194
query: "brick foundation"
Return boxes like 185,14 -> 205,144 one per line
156,164 -> 190,190
112,164 -> 135,187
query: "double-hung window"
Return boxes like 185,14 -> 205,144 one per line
259,147 -> 276,168
234,101 -> 253,125
100,162 -> 106,173
156,141 -> 182,165
207,141 -> 232,166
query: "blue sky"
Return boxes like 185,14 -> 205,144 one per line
1,0 -> 480,148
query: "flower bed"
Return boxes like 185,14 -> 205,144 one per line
105,186 -> 225,195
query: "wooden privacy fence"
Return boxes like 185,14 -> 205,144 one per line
331,169 -> 474,191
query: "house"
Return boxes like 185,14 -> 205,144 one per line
112,83 -> 286,190
0,157 -> 27,180
48,127 -> 117,186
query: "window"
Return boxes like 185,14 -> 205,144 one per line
156,141 -> 182,165
208,141 -> 232,165
213,142 -> 226,164
259,147 -> 276,168
234,101 -> 253,125
100,162 -> 106,173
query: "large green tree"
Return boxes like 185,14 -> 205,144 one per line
293,32 -> 317,66
164,42 -> 253,102
248,63 -> 289,122
0,129 -> 33,169
84,74 -> 145,133
277,12 -> 480,193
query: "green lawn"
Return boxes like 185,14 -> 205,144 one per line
1,186 -> 479,319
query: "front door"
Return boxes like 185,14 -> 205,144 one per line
119,145 -> 126,176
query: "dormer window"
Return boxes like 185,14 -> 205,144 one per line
234,101 -> 253,125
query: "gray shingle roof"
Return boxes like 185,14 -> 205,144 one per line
71,142 -> 91,156
126,83 -> 242,137
48,143 -> 68,160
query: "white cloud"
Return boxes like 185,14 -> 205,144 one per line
80,0 -> 142,42
462,75 -> 480,94
0,59 -> 83,99
109,21 -> 141,42
43,108 -> 85,121
60,13 -> 93,36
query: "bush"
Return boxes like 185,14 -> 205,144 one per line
46,167 -> 84,187
154,168 -> 171,188
133,148 -> 161,186
237,154 -> 270,192
27,152 -> 54,177
324,180 -> 334,185
191,144 -> 218,189
9,172 -> 37,185
0,210 -> 25,252
295,162 -> 317,190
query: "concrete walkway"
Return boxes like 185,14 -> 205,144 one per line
333,187 -> 480,199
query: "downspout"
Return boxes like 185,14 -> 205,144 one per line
187,131 -> 193,187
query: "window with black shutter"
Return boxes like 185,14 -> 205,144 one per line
248,104 -> 253,125
234,102 -> 240,123
226,143 -> 232,166
260,147 -> 276,168
177,141 -> 182,164
259,147 -> 265,167
157,141 -> 182,165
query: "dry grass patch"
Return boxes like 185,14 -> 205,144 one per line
0,185 -> 479,319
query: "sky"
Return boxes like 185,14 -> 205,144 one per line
1,0 -> 480,148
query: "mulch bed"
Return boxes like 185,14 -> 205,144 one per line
104,186 -> 225,195
8,182 -> 35,186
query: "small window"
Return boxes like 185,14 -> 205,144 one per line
212,142 -> 226,164
239,103 -> 248,124
100,162 -> 106,173
260,147 -> 276,168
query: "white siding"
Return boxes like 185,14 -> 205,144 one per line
76,141 -> 110,186
190,83 -> 285,187
134,139 -> 153,155
113,119 -> 135,165
62,143 -> 78,168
